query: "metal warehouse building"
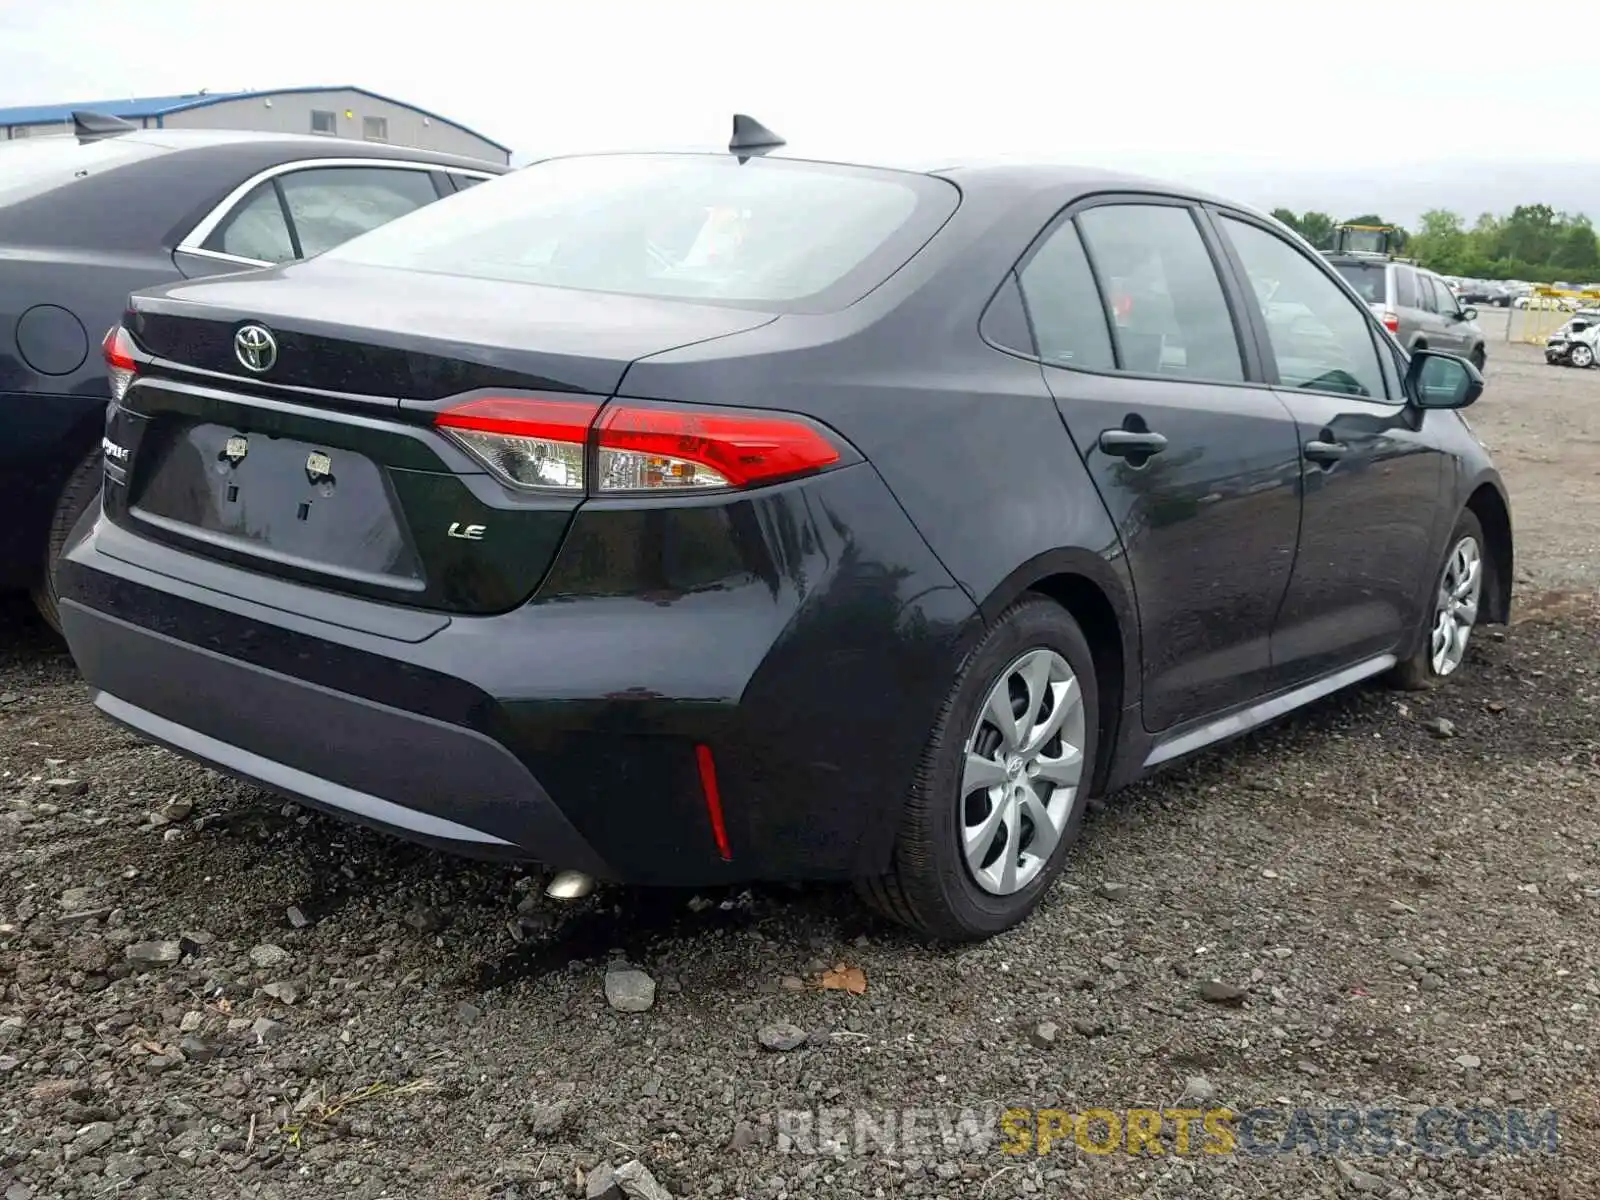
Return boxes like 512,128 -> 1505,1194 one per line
0,85 -> 511,164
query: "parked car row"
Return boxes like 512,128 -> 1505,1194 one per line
1449,279 -> 1513,307
13,114 -> 1514,940
1441,278 -> 1600,313
1513,292 -> 1585,311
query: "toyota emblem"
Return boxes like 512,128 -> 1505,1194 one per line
234,324 -> 278,373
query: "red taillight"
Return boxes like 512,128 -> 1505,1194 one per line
1382,310 -> 1400,334
102,325 -> 137,403
432,396 -> 844,495
435,396 -> 601,491
102,325 -> 137,372
435,396 -> 601,442
596,403 -> 841,492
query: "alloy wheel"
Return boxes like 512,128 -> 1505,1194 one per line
1572,344 -> 1594,368
1430,536 -> 1482,677
959,648 -> 1086,895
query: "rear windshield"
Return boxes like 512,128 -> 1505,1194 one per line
0,136 -> 167,208
321,153 -> 959,312
1332,262 -> 1385,304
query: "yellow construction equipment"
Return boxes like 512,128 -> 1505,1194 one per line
1330,223 -> 1414,260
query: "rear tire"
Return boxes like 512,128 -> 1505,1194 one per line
1388,509 -> 1485,691
31,448 -> 102,635
858,596 -> 1100,942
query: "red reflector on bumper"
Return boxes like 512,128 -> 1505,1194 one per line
695,743 -> 732,861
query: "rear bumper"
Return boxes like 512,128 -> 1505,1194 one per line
61,598 -> 608,871
56,465 -> 978,885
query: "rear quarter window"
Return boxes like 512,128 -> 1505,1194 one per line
320,154 -> 960,313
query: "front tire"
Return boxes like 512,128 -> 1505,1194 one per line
31,447 -> 103,635
1389,510 -> 1485,691
1571,343 -> 1595,369
859,597 -> 1099,942
1469,345 -> 1486,371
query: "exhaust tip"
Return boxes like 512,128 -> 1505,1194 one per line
544,870 -> 596,901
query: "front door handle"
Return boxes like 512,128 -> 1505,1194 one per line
1304,439 -> 1348,466
1098,429 -> 1169,458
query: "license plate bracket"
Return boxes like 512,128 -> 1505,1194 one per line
131,421 -> 422,581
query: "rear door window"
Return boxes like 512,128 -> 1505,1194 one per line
277,166 -> 442,258
1418,276 -> 1445,314
1394,267 -> 1418,308
1075,202 -> 1245,383
201,166 -> 445,264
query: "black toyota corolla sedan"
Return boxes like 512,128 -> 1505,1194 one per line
56,123 -> 1513,941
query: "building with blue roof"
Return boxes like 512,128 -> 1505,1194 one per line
0,85 -> 510,164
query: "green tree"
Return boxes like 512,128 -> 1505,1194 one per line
1407,209 -> 1467,273
1297,212 -> 1336,251
1268,210 -> 1335,249
1270,208 -> 1302,236
1276,198 -> 1597,283
1554,215 -> 1600,274
1500,204 -> 1560,266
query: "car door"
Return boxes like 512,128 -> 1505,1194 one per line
173,163 -> 450,279
1017,198 -> 1303,732
1210,210 -> 1447,683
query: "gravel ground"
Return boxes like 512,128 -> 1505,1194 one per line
2,342 -> 1597,1200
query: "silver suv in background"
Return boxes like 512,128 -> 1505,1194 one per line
1325,253 -> 1488,370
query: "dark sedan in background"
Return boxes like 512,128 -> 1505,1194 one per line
0,115 -> 503,629
56,124 -> 1512,941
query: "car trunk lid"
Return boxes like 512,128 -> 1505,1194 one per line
108,265 -> 776,613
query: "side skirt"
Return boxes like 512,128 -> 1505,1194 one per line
1142,653 -> 1397,769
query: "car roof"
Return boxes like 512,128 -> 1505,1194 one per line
927,160 -> 1237,204
774,153 -> 1268,212
27,127 -> 509,172
0,129 -> 507,253
536,151 -> 1283,230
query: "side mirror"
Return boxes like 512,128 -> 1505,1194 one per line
1407,349 -> 1483,410
1460,306 -> 1478,321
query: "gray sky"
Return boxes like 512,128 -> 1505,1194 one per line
3,0 -> 1594,212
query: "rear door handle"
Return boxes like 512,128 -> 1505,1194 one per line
1304,439 -> 1348,465
1098,429 -> 1169,458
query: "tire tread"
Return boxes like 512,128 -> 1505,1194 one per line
31,447 -> 102,635
859,595 -> 1097,942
